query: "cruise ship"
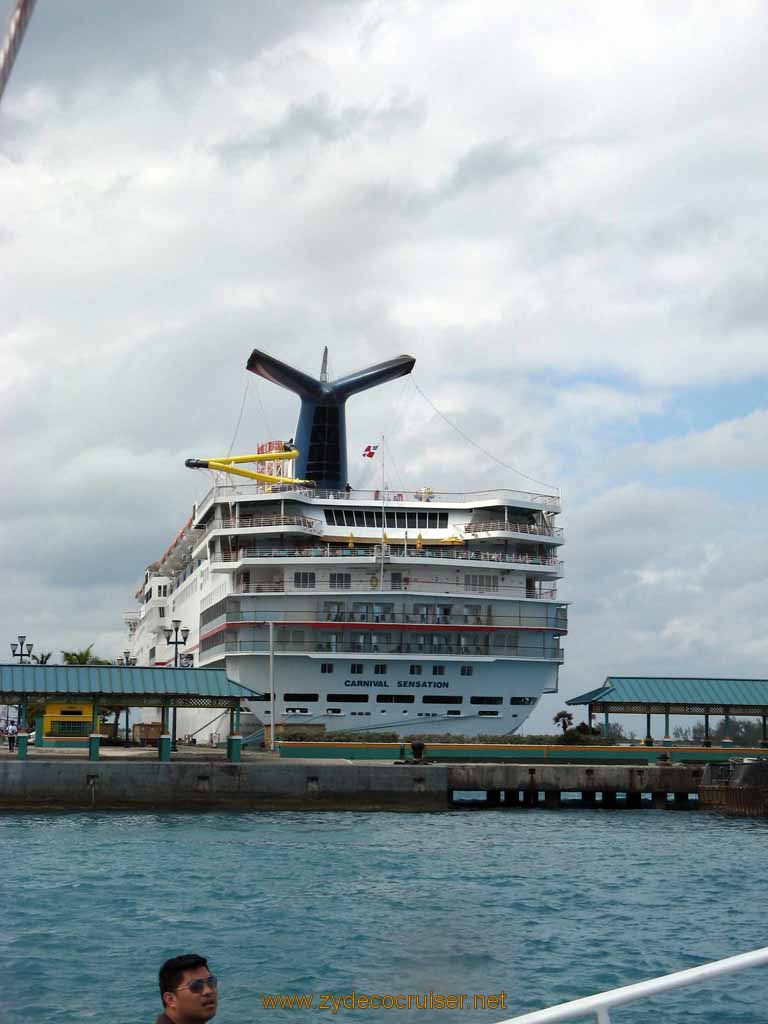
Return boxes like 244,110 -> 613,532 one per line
125,349 -> 567,741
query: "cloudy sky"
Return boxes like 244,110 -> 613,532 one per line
2,1 -> 767,731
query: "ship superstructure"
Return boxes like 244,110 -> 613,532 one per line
125,350 -> 567,741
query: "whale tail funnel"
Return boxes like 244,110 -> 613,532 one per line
246,349 -> 415,489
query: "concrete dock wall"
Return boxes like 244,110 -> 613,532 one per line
0,760 -> 704,812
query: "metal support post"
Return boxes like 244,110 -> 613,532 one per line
663,704 -> 671,747
88,699 -> 101,762
268,621 -> 276,751
158,701 -> 171,762
16,701 -> 28,760
721,706 -> 733,745
644,712 -> 653,746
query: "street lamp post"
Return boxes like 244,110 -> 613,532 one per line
9,634 -> 33,726
163,620 -> 189,752
117,651 -> 137,746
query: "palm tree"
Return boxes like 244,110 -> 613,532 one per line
30,652 -> 52,664
553,710 -> 574,736
60,644 -> 111,666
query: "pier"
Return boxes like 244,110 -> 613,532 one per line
0,758 -> 705,811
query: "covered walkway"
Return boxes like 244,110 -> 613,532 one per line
567,676 -> 768,747
0,664 -> 261,762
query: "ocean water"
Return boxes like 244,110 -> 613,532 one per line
1,809 -> 765,1024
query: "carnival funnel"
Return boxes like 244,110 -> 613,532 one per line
246,348 -> 415,490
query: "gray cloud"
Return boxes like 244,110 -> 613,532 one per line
3,0 -> 768,693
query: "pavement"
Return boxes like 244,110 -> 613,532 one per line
0,743 -> 280,762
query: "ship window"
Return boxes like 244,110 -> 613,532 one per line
329,573 -> 351,590
409,664 -> 421,675
327,708 -> 343,715
423,695 -> 463,704
159,607 -> 166,618
390,573 -> 403,590
364,511 -> 376,528
432,665 -> 445,676
283,692 -> 319,702
350,663 -> 364,674
464,573 -> 499,593
145,588 -> 153,602
460,666 -> 473,676
446,709 -> 462,716
470,696 -> 503,705
439,513 -> 448,527
407,513 -> 417,528
374,664 -> 387,675
385,512 -> 397,528
343,511 -> 355,526
510,697 -> 535,705
478,710 -> 500,717
376,694 -> 415,704
418,512 -> 428,528
326,693 -> 369,702
396,512 -> 406,528
285,707 -> 310,714
293,572 -> 316,589
320,664 -> 334,674
324,510 -> 335,524
354,511 -> 366,527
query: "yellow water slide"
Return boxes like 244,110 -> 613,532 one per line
184,448 -> 314,485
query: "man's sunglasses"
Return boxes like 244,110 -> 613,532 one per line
176,976 -> 218,995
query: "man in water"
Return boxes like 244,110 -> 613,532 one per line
157,954 -> 218,1023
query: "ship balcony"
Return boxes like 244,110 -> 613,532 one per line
194,513 -> 323,549
461,520 -> 564,545
195,484 -> 562,522
205,636 -> 564,661
210,545 -> 563,576
233,576 -> 560,600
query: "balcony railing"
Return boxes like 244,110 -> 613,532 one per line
213,546 -> 562,572
235,579 -> 559,599
462,520 -> 564,538
207,638 -> 564,660
196,484 -> 561,520
501,946 -> 768,1024
200,514 -> 323,538
218,609 -> 568,629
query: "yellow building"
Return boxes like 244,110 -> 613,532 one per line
40,701 -> 93,747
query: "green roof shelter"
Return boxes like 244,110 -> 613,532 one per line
0,664 -> 261,762
567,676 -> 768,748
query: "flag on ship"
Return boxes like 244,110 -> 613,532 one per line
362,444 -> 379,458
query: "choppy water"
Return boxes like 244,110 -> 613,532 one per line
1,809 -> 765,1024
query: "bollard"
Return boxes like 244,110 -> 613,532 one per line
228,735 -> 242,764
16,733 -> 29,761
158,734 -> 172,762
88,734 -> 101,762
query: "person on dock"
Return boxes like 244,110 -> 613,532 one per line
6,721 -> 17,753
157,954 -> 218,1023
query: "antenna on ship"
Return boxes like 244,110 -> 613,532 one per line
320,346 -> 329,384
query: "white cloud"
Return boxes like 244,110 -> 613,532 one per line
2,0 -> 768,700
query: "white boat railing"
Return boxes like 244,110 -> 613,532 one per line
499,945 -> 768,1024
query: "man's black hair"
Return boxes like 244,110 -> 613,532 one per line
159,954 -> 209,999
